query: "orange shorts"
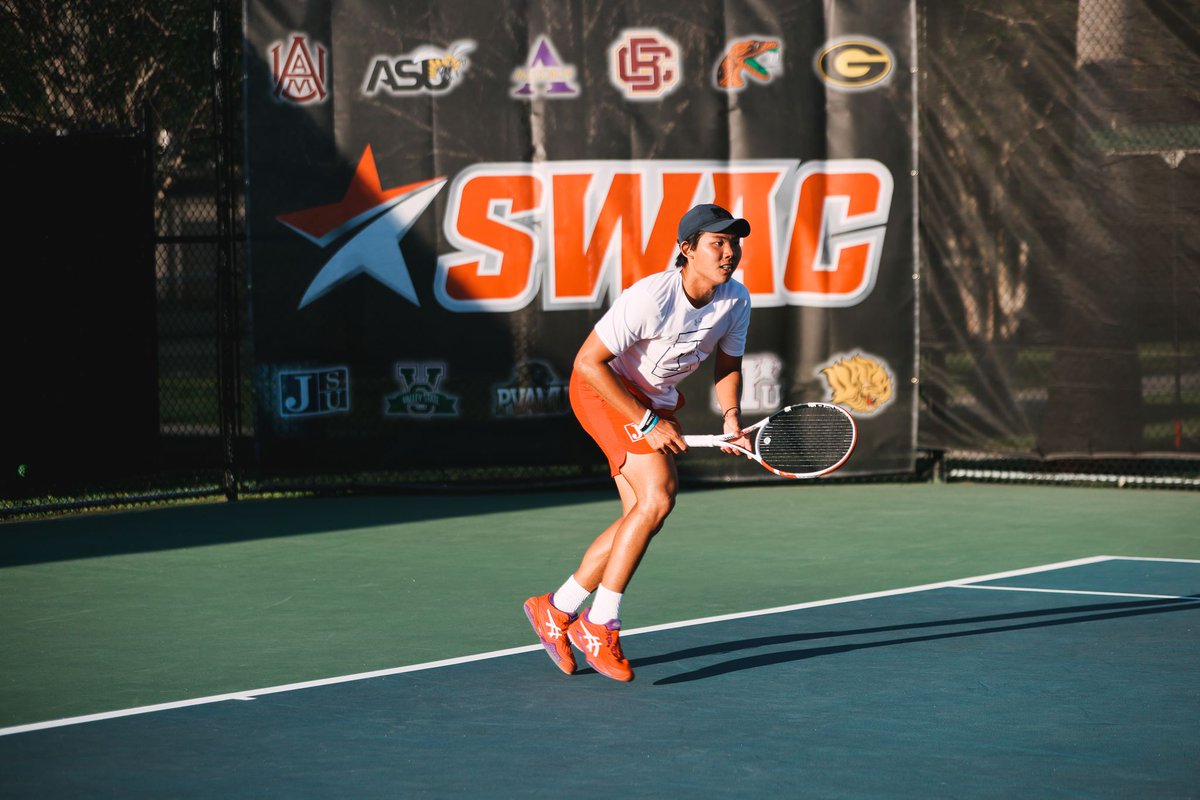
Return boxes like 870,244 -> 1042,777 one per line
569,371 -> 684,477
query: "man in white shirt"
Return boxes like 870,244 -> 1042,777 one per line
524,203 -> 752,681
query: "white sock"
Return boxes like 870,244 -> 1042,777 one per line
588,584 -> 623,624
551,575 -> 590,615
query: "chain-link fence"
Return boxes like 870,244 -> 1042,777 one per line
1,0 -> 246,514
918,0 -> 1200,488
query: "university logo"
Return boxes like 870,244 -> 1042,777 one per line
385,362 -> 460,417
715,38 -> 783,90
276,144 -> 446,308
512,36 -> 578,99
818,353 -> 894,414
710,352 -> 782,414
609,29 -> 679,99
279,366 -> 350,417
492,361 -> 570,417
363,40 -> 475,96
270,34 -> 328,104
814,37 -> 894,91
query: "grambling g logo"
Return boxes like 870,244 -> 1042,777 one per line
386,362 -> 460,418
814,37 -> 894,91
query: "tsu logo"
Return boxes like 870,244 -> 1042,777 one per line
279,367 -> 350,417
609,29 -> 679,99
715,38 -> 783,90
270,34 -> 328,104
512,35 -> 579,99
493,361 -> 570,417
385,362 -> 460,417
363,40 -> 475,96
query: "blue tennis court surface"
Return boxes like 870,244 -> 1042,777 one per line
2,556 -> 1197,798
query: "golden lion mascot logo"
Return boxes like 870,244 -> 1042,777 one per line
820,354 -> 893,413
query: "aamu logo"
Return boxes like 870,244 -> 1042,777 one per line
278,154 -> 894,312
270,34 -> 328,104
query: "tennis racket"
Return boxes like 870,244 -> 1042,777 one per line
683,403 -> 857,479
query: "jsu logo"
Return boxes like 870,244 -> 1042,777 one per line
385,362 -> 460,417
270,34 -> 328,104
363,41 -> 475,96
279,367 -> 349,417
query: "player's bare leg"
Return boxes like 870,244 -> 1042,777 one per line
599,450 -> 677,592
572,473 -> 637,590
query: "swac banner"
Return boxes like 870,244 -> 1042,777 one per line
243,0 -> 916,481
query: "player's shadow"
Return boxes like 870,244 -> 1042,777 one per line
649,595 -> 1200,685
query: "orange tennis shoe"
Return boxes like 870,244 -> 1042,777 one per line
568,611 -> 634,682
523,594 -> 576,675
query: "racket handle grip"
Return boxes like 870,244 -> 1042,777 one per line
683,435 -> 728,448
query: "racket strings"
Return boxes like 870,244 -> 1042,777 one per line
756,406 -> 855,474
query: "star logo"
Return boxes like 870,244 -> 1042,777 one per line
276,145 -> 446,308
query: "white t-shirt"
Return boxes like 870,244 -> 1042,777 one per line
593,268 -> 752,410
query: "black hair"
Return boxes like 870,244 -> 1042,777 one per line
674,231 -> 703,268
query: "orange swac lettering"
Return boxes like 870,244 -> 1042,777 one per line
784,170 -> 884,298
712,170 -> 783,295
442,174 -> 541,303
550,171 -> 700,304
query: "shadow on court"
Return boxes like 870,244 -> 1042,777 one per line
651,596 -> 1200,684
0,489 -> 613,567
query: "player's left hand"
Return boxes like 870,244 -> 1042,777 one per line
721,416 -> 752,457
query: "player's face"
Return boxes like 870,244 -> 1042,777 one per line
686,231 -> 742,283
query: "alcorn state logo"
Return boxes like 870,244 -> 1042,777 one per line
278,155 -> 893,311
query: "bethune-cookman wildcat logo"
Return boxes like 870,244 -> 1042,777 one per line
385,362 -> 460,417
278,366 -> 350,417
609,29 -> 680,99
278,157 -> 893,311
818,353 -> 894,413
493,361 -> 570,417
715,38 -> 783,90
270,34 -> 328,104
814,37 -> 894,91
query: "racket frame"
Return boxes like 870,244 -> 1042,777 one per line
682,402 -> 857,479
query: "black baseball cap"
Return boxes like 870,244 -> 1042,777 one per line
677,203 -> 751,241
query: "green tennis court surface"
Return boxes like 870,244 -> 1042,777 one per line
1,485 -> 1198,796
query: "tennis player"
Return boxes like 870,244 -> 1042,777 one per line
523,203 -> 753,681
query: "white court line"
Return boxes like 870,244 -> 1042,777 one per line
1101,556 -> 1200,565
0,554 -> 1148,738
955,584 -> 1200,601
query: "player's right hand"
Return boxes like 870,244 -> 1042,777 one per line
646,416 -> 686,455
